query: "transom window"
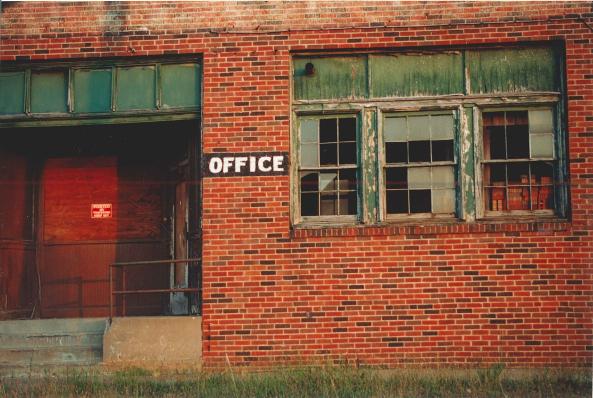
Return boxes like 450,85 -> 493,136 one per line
383,112 -> 456,216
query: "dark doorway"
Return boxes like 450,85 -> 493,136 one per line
0,120 -> 200,318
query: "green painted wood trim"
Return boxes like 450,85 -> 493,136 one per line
460,104 -> 476,221
361,108 -> 378,224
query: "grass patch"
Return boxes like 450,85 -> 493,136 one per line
0,365 -> 590,397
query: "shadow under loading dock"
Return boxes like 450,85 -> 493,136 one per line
0,120 -> 201,319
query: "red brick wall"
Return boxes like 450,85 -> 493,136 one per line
1,2 -> 592,367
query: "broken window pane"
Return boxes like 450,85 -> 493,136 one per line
386,168 -> 407,190
432,188 -> 455,213
408,115 -> 430,141
339,142 -> 356,165
410,190 -> 431,213
320,143 -> 337,165
338,169 -> 357,191
386,142 -> 407,163
432,140 -> 454,162
530,134 -> 554,158
301,142 -> 319,167
300,172 -> 318,192
301,119 -> 318,142
409,141 -> 430,162
507,124 -> 529,159
485,125 -> 506,160
339,118 -> 356,141
387,190 -> 408,214
320,192 -> 338,215
319,171 -> 337,192
301,192 -> 318,216
430,114 -> 454,140
319,118 -> 337,143
384,117 -> 407,142
339,191 -> 357,215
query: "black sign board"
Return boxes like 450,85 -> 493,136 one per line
202,152 -> 288,177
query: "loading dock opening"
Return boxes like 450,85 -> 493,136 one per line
0,120 -> 201,319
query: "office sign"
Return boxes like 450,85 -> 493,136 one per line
203,152 -> 288,177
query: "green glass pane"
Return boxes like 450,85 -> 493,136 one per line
430,114 -> 454,140
0,71 -> 25,114
529,109 -> 553,134
116,65 -> 156,111
73,69 -> 112,113
301,119 -> 318,143
161,63 -> 201,108
432,188 -> 455,213
384,117 -> 407,142
408,115 -> 430,141
30,70 -> 68,113
530,134 -> 554,158
408,167 -> 431,189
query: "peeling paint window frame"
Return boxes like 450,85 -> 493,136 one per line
379,109 -> 460,221
294,113 -> 362,225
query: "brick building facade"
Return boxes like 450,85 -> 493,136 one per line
1,1 -> 592,368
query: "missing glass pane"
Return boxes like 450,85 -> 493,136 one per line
339,118 -> 356,141
507,125 -> 529,159
410,190 -> 431,213
300,172 -> 318,192
320,192 -> 338,215
320,118 -> 337,143
409,141 -> 430,162
387,190 -> 408,214
485,125 -> 506,160
320,143 -> 337,165
386,142 -> 407,163
338,169 -> 357,191
386,168 -> 407,190
339,191 -> 357,215
339,142 -> 356,165
301,192 -> 318,216
432,140 -> 454,162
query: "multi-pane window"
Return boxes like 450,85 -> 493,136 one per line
299,116 -> 358,218
383,112 -> 456,216
482,108 -> 556,213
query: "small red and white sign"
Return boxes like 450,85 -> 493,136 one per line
91,203 -> 112,219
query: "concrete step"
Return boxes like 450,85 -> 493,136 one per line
0,332 -> 103,349
0,318 -> 108,335
0,346 -> 102,367
0,318 -> 107,373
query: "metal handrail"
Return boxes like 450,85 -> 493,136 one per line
109,258 -> 201,320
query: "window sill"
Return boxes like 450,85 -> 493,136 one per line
291,217 -> 570,239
